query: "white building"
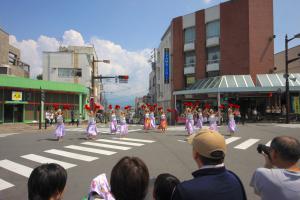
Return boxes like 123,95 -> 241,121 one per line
156,27 -> 172,110
43,46 -> 102,102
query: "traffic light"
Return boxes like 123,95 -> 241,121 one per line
118,75 -> 129,83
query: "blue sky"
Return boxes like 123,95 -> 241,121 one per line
1,0 -> 299,53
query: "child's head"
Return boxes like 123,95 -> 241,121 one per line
153,173 -> 180,200
28,163 -> 67,200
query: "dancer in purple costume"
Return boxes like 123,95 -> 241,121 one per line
86,110 -> 98,140
196,108 -> 203,129
228,108 -> 236,135
110,110 -> 117,134
54,109 -> 65,141
118,111 -> 128,136
208,109 -> 218,131
185,108 -> 194,135
149,111 -> 156,129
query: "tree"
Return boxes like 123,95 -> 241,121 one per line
36,74 -> 43,80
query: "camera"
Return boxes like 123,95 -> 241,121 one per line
257,144 -> 271,156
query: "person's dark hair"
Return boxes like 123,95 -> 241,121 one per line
110,156 -> 149,200
271,136 -> 300,163
199,153 -> 224,165
153,173 -> 180,200
28,163 -> 67,200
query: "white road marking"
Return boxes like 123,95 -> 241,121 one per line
0,178 -> 14,191
0,159 -> 32,177
127,129 -> 142,133
21,154 -> 76,169
65,145 -> 116,155
234,139 -> 260,150
44,149 -> 98,162
96,139 -> 144,146
225,137 -> 241,144
265,140 -> 272,147
177,139 -> 187,143
81,142 -> 131,150
114,137 -> 155,143
0,133 -> 21,138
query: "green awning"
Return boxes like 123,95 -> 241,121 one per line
0,75 -> 89,94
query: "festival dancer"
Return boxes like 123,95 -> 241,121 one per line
149,108 -> 156,129
158,109 -> 167,133
195,108 -> 203,129
185,108 -> 194,135
144,108 -> 151,131
110,110 -> 118,134
118,111 -> 128,136
208,109 -> 218,131
54,109 -> 65,142
86,110 -> 98,140
228,108 -> 237,135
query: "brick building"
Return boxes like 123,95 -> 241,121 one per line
155,0 -> 274,123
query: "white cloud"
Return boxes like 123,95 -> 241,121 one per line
9,30 -> 151,105
203,0 -> 213,3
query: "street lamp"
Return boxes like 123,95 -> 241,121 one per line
285,33 -> 300,124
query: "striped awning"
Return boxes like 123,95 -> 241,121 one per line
173,73 -> 300,95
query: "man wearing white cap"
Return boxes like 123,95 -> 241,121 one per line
172,128 -> 246,200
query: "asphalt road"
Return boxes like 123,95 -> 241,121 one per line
0,123 -> 300,200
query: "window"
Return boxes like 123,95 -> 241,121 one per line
0,67 -> 8,74
206,70 -> 220,78
184,51 -> 196,68
206,20 -> 220,39
207,46 -> 220,64
185,75 -> 196,87
58,68 -> 82,77
184,27 -> 195,44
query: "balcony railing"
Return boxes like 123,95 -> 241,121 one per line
184,63 -> 196,68
207,59 -> 220,64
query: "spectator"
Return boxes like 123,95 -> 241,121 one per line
172,128 -> 246,200
28,163 -> 67,200
70,110 -> 75,125
110,156 -> 149,200
250,136 -> 300,200
153,173 -> 180,200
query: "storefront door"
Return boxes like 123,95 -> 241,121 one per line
4,104 -> 24,123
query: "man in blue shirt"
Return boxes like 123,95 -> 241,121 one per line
172,128 -> 246,200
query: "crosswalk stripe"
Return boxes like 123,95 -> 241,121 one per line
225,137 -> 241,144
115,138 -> 155,143
0,178 -> 14,191
0,133 -> 21,138
96,139 -> 144,146
65,145 -> 116,155
266,140 -> 272,147
234,139 -> 260,150
44,149 -> 98,162
21,154 -> 76,169
0,159 -> 32,177
127,129 -> 142,133
82,142 -> 131,150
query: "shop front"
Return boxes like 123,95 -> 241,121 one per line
0,75 -> 89,123
173,73 -> 300,123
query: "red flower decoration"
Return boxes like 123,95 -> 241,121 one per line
158,106 -> 163,110
204,103 -> 211,109
108,104 -> 112,110
115,105 -> 120,110
167,108 -> 172,112
85,104 -> 90,110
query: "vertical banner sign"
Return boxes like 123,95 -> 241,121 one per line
164,48 -> 170,84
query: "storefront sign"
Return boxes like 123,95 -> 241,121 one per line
164,48 -> 170,84
12,91 -> 22,101
292,96 -> 300,114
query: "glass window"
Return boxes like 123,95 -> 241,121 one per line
206,20 -> 220,39
207,46 -> 220,64
184,51 -> 196,68
185,75 -> 196,87
206,71 -> 220,78
58,68 -> 82,77
184,27 -> 195,44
